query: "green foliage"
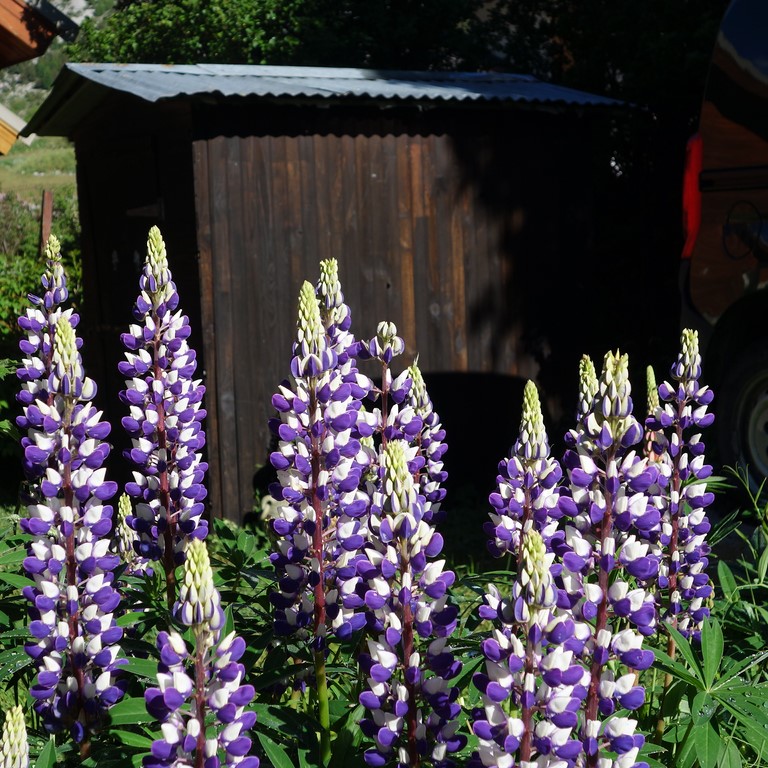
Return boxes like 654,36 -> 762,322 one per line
649,622 -> 768,768
0,189 -> 81,344
69,0 -> 487,69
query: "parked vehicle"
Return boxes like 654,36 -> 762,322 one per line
681,0 -> 768,484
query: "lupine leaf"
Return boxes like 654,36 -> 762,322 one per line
108,696 -> 154,725
718,739 -> 743,768
694,721 -> 721,768
692,692 -> 717,725
757,544 -> 768,582
34,737 -> 57,768
701,619 -> 723,688
257,732 -> 296,768
0,571 -> 34,588
717,560 -> 736,601
714,650 -> 768,687
110,729 -> 154,748
122,657 -> 160,680
0,646 -> 33,682
665,624 -> 703,681
0,547 -> 27,566
652,647 -> 702,688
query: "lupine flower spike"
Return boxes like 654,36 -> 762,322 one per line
0,706 -> 28,768
17,241 -> 124,745
358,440 -> 464,767
115,493 -> 150,576
644,366 -> 664,463
486,380 -> 563,559
120,226 -> 208,608
646,329 -> 714,639
405,360 -> 448,525
473,383 -> 581,767
270,270 -> 373,762
145,538 -> 257,768
472,527 -> 588,767
269,275 -> 373,644
558,352 -> 657,768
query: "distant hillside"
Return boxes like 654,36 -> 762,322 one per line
0,0 -> 111,200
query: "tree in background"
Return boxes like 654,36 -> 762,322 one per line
69,0 -> 489,70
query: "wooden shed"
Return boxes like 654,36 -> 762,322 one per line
25,64 -> 621,522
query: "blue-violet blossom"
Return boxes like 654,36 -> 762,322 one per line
119,227 -> 208,603
17,238 -> 123,742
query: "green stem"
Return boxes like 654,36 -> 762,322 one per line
314,647 -> 332,766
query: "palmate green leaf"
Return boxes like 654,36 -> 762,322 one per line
717,693 -> 768,747
651,647 -> 702,689
122,656 -> 160,680
717,560 -> 736,601
0,547 -> 26,566
692,691 -> 717,725
110,729 -> 154,749
108,695 -> 154,726
34,737 -> 57,768
758,544 -> 768,582
701,619 -> 724,689
665,623 -> 704,682
718,738 -> 743,768
694,721 -> 722,768
0,646 -> 33,682
715,650 -> 768,688
258,732 -> 296,768
0,571 -> 34,589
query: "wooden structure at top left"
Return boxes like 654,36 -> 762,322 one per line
0,0 -> 77,153
0,0 -> 77,67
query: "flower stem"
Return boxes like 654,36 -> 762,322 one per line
314,647 -> 332,766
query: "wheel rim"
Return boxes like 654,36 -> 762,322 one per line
741,372 -> 768,479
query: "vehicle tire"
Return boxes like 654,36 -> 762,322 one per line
717,342 -> 768,490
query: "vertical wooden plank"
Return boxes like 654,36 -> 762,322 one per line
379,133 -> 404,343
409,137 -> 432,369
191,139 -> 223,521
339,133 -> 362,324
396,134 -> 417,357
208,136 -> 239,521
355,133 -> 376,333
441,135 -> 468,371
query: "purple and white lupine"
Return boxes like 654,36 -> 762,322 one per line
269,271 -> 374,645
144,538 -> 257,768
1,706 -> 28,768
358,440 -> 464,768
115,493 -> 151,576
360,322 -> 422,448
119,226 -> 208,607
472,527 -> 588,768
557,351 -> 657,768
405,361 -> 448,526
486,381 -> 563,560
646,329 -> 714,639
17,238 -> 124,744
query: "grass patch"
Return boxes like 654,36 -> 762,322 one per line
0,137 -> 76,202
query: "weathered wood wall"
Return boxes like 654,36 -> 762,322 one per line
192,106 -> 588,522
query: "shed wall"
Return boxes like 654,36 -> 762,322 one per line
192,108 -> 589,522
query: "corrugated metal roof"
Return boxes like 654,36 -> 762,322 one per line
66,63 -> 623,105
25,63 -> 624,136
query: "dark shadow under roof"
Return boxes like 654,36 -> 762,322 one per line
25,62 -> 625,136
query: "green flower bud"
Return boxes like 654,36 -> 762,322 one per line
519,528 -> 555,610
646,365 -> 659,417
408,358 -> 430,414
147,225 -> 171,306
578,355 -> 599,417
382,440 -> 416,515
178,538 -> 223,635
297,280 -> 324,353
0,705 -> 28,768
517,380 -> 549,461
